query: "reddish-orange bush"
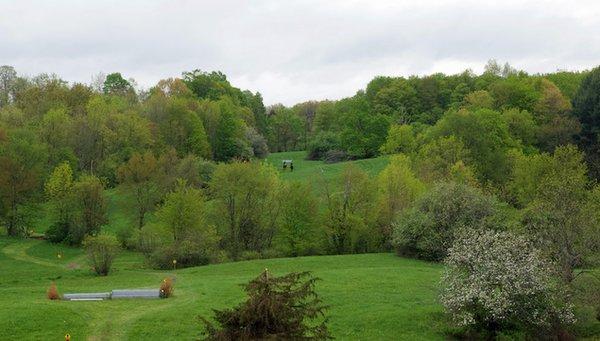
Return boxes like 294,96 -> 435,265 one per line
47,282 -> 60,300
160,277 -> 174,298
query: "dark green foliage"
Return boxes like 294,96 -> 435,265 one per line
573,66 -> 600,178
200,270 -> 331,340
0,129 -> 47,236
307,131 -> 340,160
393,182 -> 507,261
68,175 -> 108,245
103,72 -> 133,97
340,111 -> 390,159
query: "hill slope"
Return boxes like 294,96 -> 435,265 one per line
0,236 -> 444,340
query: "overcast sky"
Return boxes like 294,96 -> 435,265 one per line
1,0 -> 599,105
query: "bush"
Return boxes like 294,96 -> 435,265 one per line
440,229 -> 574,338
323,149 -> 347,163
160,277 -> 174,298
47,282 -> 60,300
82,234 -> 120,276
392,181 -> 507,261
141,180 -> 220,269
148,237 -> 215,269
200,270 -> 331,340
306,131 -> 340,160
245,126 -> 269,158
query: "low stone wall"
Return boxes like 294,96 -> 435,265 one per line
63,289 -> 160,300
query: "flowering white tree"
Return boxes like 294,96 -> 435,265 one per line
440,229 -> 574,336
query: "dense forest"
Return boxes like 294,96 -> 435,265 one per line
1,60 -> 600,337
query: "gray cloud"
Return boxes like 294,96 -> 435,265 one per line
0,0 -> 599,105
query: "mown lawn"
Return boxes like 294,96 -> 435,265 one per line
0,236 -> 445,340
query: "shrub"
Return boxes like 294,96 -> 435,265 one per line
392,181 -> 507,261
160,277 -> 174,298
245,126 -> 269,158
200,270 -> 331,340
142,180 -> 220,269
440,229 -> 574,338
82,234 -> 120,276
323,149 -> 347,163
306,131 -> 340,160
47,282 -> 60,300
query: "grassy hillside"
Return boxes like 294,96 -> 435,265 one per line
0,236 -> 445,340
266,151 -> 389,181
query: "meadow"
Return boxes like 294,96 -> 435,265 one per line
0,236 -> 444,340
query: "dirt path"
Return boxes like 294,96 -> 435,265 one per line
1,240 -> 63,268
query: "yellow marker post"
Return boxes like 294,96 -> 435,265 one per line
172,259 -> 177,270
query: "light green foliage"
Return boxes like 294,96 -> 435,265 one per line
323,165 -> 380,253
376,155 -> 424,244
44,162 -> 75,242
267,106 -> 303,152
432,108 -> 517,184
40,108 -> 77,166
462,90 -> 494,110
502,108 -> 537,147
210,161 -> 281,259
147,94 -> 211,159
520,145 -> 600,282
143,180 -> 219,268
489,75 -> 539,112
371,78 -> 419,122
69,175 -> 108,245
533,78 -> 579,152
313,100 -> 341,132
544,71 -> 588,99
82,233 -> 120,276
274,181 -> 323,257
380,124 -> 416,155
103,72 -> 133,97
117,151 -> 160,229
341,110 -> 390,159
212,98 -> 250,160
415,135 -> 471,183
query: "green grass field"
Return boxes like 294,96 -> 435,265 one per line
266,151 -> 390,187
0,236 -> 445,340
